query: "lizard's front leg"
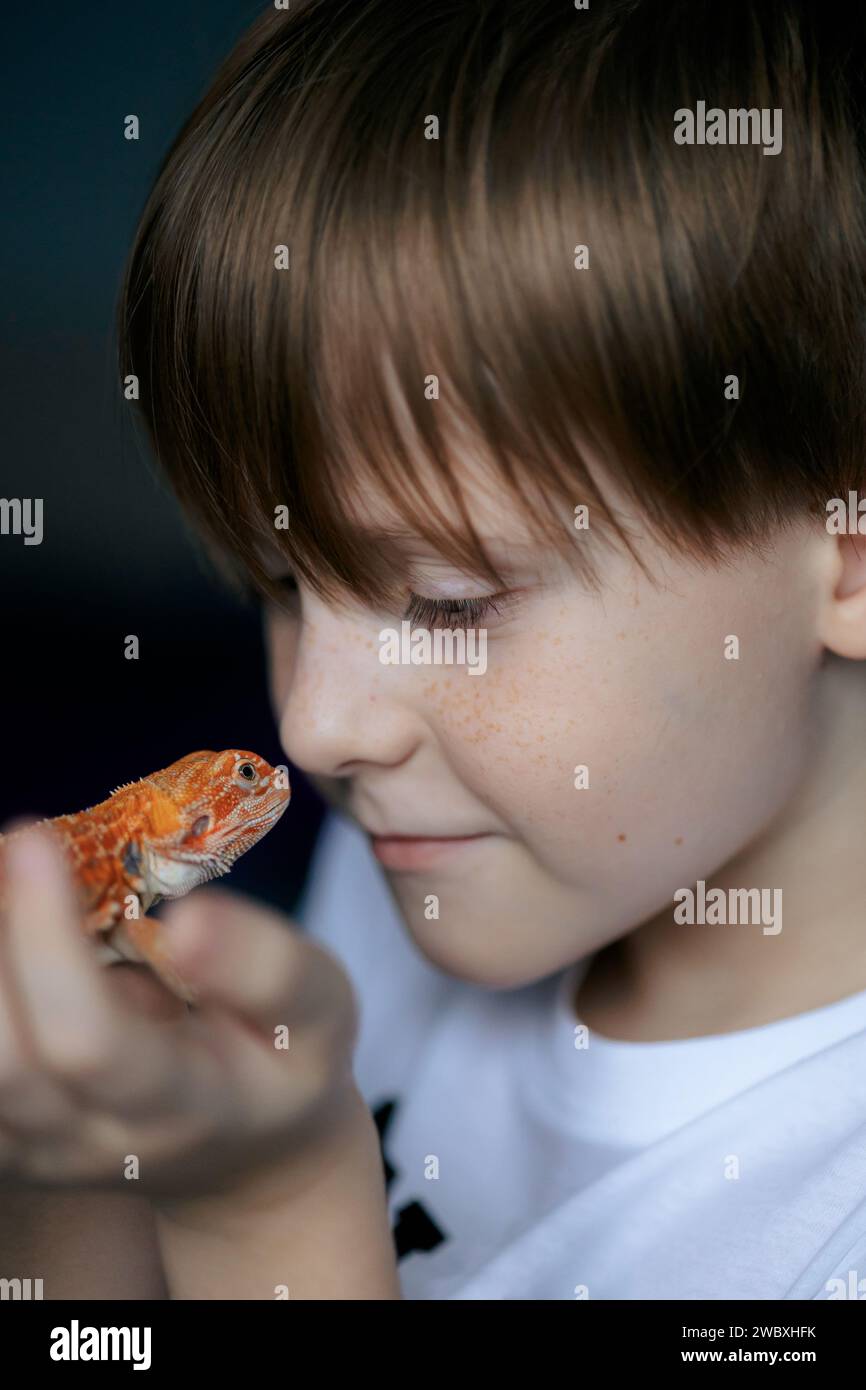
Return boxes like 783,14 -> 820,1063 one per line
89,840 -> 196,1003
108,915 -> 198,1005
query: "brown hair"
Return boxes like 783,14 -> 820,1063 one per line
117,0 -> 866,610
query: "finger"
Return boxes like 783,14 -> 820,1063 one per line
0,824 -> 30,1064
169,1005 -> 330,1142
3,828 -> 179,1112
0,822 -> 83,1131
105,964 -> 189,1023
161,889 -> 347,1034
4,826 -> 120,1063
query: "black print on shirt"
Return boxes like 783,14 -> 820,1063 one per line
373,1097 -> 448,1260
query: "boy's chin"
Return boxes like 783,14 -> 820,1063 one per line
384,879 -> 587,990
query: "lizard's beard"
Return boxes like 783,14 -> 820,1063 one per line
143,849 -> 228,898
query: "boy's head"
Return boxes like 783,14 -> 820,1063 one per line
118,2 -> 866,986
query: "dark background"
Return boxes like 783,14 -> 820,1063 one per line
1,1 -> 326,912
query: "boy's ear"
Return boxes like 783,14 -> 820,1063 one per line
819,533 -> 866,659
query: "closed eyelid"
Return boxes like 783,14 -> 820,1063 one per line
402,588 -> 525,631
265,567 -> 528,628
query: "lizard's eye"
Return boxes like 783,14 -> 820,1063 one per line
237,762 -> 258,783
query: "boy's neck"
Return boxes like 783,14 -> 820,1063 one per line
575,653 -> 866,1041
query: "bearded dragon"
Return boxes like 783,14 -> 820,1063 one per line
0,750 -> 291,1002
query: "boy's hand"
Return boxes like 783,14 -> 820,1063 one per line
0,823 -> 362,1206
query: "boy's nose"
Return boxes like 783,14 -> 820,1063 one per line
275,606 -> 422,778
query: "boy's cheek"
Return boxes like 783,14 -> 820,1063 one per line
433,604 -> 802,878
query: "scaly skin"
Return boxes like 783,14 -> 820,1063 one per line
0,750 -> 291,1001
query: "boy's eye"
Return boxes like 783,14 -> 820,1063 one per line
402,591 -> 516,631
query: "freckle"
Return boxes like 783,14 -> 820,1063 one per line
617,833 -> 626,842
674,836 -> 683,845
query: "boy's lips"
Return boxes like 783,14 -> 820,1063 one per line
368,831 -> 492,872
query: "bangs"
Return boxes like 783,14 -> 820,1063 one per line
118,1 -> 866,610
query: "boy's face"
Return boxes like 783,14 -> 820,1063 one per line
264,460 -> 827,987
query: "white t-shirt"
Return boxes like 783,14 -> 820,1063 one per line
297,810 -> 866,1301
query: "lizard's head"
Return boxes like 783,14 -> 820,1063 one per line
139,749 -> 291,898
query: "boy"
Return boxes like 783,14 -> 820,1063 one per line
4,0 -> 866,1298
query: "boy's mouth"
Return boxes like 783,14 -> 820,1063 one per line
369,832 -> 492,872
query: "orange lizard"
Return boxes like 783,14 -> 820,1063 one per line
0,750 -> 291,1002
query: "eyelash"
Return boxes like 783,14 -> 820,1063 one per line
272,575 -> 516,630
402,592 -> 512,630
